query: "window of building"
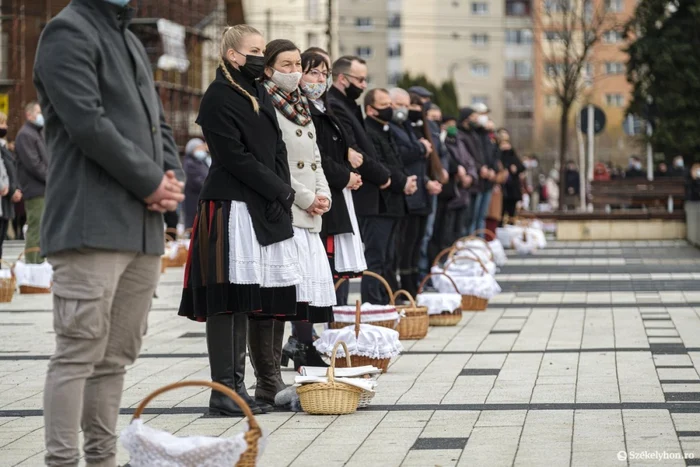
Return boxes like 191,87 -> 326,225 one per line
546,95 -> 559,107
472,34 -> 489,46
356,46 -> 373,59
584,62 -> 594,79
506,60 -> 533,79
307,32 -> 320,49
605,93 -> 625,107
605,0 -> 623,12
307,0 -> 320,20
472,2 -> 489,14
388,72 -> 402,86
471,63 -> 490,77
545,31 -> 560,41
605,61 -> 625,74
543,0 -> 572,13
603,30 -> 624,43
388,14 -> 401,28
506,1 -> 529,15
506,29 -> 533,44
388,44 -> 402,57
545,62 -> 564,77
472,95 -> 489,106
355,17 -> 373,29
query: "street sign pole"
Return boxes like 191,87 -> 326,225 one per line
587,104 -> 594,182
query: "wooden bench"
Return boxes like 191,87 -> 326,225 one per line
590,178 -> 686,213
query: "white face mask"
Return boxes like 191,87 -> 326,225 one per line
271,70 -> 302,93
193,150 -> 208,161
675,159 -> 684,168
477,115 -> 489,127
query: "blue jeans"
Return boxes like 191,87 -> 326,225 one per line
468,189 -> 493,235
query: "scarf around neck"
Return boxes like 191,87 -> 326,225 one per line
263,80 -> 312,127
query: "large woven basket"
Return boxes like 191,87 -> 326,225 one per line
162,229 -> 188,269
0,259 -> 16,303
131,380 -> 263,466
418,272 -> 463,327
332,300 -> 393,373
329,271 -> 399,331
393,290 -> 429,340
297,341 -> 363,415
16,248 -> 51,294
434,248 -> 490,312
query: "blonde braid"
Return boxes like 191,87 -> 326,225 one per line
220,25 -> 262,114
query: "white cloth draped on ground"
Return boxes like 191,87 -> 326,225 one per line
292,226 -> 337,307
314,323 -> 403,360
417,292 -> 463,315
333,188 -> 367,273
227,201 -> 302,288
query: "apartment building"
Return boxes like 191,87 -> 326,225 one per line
533,0 -> 636,163
401,0 -> 506,125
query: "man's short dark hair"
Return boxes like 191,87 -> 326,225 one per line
332,55 -> 366,78
364,88 -> 388,109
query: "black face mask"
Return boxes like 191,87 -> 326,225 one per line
238,53 -> 265,80
345,82 -> 364,101
372,106 -> 394,123
408,110 -> 423,123
422,101 -> 432,112
0,128 -> 7,138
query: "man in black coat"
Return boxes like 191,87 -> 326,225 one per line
363,88 -> 417,303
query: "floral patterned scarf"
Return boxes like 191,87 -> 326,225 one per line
263,80 -> 312,127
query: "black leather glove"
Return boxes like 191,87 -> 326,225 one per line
265,201 -> 286,223
277,187 -> 295,212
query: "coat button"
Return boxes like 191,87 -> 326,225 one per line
297,161 -> 305,169
311,163 -> 317,171
151,126 -> 157,134
296,129 -> 303,137
332,135 -> 338,141
308,132 -> 314,139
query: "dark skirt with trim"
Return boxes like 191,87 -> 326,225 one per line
178,200 -> 301,322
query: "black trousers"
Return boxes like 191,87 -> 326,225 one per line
0,218 -> 7,262
359,216 -> 398,305
164,210 -> 179,231
396,215 -> 428,297
427,200 -> 456,267
502,199 -> 518,225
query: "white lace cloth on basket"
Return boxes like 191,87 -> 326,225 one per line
430,267 -> 502,299
488,239 -> 508,266
443,258 -> 497,277
292,227 -> 337,307
417,293 -> 462,315
333,188 -> 367,273
13,260 -> 52,288
228,201 -> 302,288
453,240 -> 492,264
332,303 -> 400,324
314,324 -> 403,360
121,419 -> 267,467
513,232 -> 540,256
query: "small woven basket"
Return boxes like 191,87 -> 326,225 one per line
297,341 -> 363,415
16,248 -> 51,294
0,259 -> 16,303
393,290 -> 429,340
131,380 -> 262,466
162,229 -> 188,269
332,300 -> 393,373
329,271 -> 399,331
357,373 -> 380,408
434,248 -> 490,312
418,273 -> 463,327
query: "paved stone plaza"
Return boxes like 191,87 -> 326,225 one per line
2,239 -> 700,466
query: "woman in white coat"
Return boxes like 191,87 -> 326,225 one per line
263,39 -> 336,366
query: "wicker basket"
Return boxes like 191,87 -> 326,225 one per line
418,273 -> 463,327
332,300 -> 393,373
0,260 -> 16,303
454,235 -> 495,264
297,341 -> 363,415
393,290 -> 429,340
329,271 -> 399,331
357,373 -> 380,408
131,380 -> 262,466
433,248 -> 490,312
16,248 -> 51,294
162,229 -> 188,268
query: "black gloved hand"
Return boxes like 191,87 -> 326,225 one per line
265,201 -> 286,223
277,188 -> 295,212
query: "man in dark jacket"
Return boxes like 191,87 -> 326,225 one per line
14,101 -> 49,263
363,88 -> 417,303
33,1 -> 185,465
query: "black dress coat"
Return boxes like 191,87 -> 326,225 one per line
196,64 -> 295,247
389,121 -> 430,216
327,86 -> 390,217
0,146 -> 18,221
310,102 -> 353,236
500,148 -> 525,202
365,117 -> 408,218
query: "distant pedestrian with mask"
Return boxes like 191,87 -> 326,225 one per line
183,137 -> 210,229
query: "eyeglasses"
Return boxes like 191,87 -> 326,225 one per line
306,69 -> 329,79
344,74 -> 367,84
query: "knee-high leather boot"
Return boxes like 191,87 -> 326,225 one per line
248,319 -> 286,411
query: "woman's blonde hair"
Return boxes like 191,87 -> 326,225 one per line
219,24 -> 263,113
0,111 -> 7,125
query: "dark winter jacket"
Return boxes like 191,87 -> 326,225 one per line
0,146 -> 18,220
389,121 -> 430,215
500,148 -> 525,201
444,134 -> 478,210
183,154 -> 209,229
14,122 -> 49,201
365,117 -> 408,218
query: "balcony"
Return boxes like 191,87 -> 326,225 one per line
506,0 -> 531,16
131,0 -> 220,29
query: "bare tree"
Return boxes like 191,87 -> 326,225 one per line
535,0 -> 615,208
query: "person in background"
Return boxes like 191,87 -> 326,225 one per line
546,164 -> 561,210
182,137 -> 210,229
670,156 -> 686,177
0,112 -> 20,262
497,128 -> 525,222
625,156 -> 646,179
388,87 -> 436,297
564,160 -> 581,209
363,88 -> 417,302
523,155 -> 544,211
655,161 -> 669,178
593,161 -> 611,181
14,101 -> 49,263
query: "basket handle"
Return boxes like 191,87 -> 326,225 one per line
432,247 -> 454,268
471,229 -> 496,242
131,380 -> 260,432
362,270 -> 395,305
418,272 -> 460,295
446,247 -> 488,274
392,289 -> 417,308
327,341 -> 351,383
455,235 -> 494,262
354,299 -> 361,339
334,278 -> 346,291
17,247 -> 42,262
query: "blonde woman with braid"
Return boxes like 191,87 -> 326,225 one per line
179,25 -> 303,415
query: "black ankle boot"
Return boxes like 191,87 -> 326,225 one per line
291,343 -> 329,371
206,313 -> 263,416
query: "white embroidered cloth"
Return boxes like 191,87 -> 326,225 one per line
333,188 -> 367,273
121,419 -> 266,467
293,227 -> 337,307
332,303 -> 400,324
488,239 -> 508,267
13,260 -> 52,288
417,293 -> 462,315
314,324 -> 403,360
228,201 -> 302,288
